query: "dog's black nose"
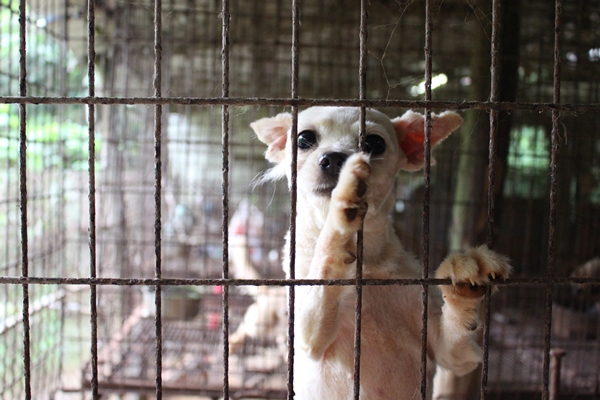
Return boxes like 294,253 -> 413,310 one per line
319,152 -> 348,178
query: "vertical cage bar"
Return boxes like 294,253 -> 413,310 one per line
287,1 -> 300,398
486,0 -> 500,249
152,0 -> 164,398
542,1 -> 562,399
18,0 -> 31,397
420,1 -> 433,398
220,0 -> 231,398
352,1 -> 368,398
480,0 -> 501,397
56,0 -> 70,387
86,0 -> 99,397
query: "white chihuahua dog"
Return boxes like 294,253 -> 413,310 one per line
250,107 -> 511,399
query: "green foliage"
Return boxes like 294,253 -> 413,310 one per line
507,126 -> 550,171
0,104 -> 95,170
27,116 -> 94,170
1,0 -> 87,96
0,0 -> 95,171
504,125 -> 550,198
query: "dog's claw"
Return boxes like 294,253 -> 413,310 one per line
435,245 -> 512,302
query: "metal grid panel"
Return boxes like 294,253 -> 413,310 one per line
1,0 -> 600,399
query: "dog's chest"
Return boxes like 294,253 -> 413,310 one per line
294,285 -> 429,398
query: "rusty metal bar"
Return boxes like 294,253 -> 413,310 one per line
420,0 -> 434,398
1,96 -> 598,114
480,0 -> 502,398
353,1 -> 368,398
152,0 -> 164,397
486,0 -> 500,250
287,102 -> 298,400
220,0 -> 231,398
287,0 -> 300,398
86,0 -> 99,397
1,275 -> 600,287
18,0 -> 31,397
542,1 -> 563,399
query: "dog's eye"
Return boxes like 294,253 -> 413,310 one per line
298,130 -> 317,150
364,135 -> 386,155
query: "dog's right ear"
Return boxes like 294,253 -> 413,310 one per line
250,112 -> 293,164
392,110 -> 463,171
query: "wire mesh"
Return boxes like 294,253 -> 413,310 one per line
1,0 -> 600,399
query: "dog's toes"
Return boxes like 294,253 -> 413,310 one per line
436,245 -> 511,299
436,246 -> 510,332
329,153 -> 370,234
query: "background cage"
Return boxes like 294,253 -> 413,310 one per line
1,0 -> 599,399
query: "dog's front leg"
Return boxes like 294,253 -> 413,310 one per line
297,153 -> 370,360
433,246 -> 511,376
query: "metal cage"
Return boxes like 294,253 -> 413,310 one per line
1,0 -> 599,399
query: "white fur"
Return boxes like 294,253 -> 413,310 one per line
250,107 -> 511,399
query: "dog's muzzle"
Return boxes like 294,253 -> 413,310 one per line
315,152 -> 348,196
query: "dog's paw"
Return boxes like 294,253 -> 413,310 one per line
436,245 -> 511,302
328,153 -> 370,236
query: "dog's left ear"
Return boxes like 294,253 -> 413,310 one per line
392,110 -> 463,171
250,112 -> 293,164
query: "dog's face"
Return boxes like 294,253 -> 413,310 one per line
251,107 -> 462,218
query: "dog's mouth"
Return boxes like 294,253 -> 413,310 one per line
313,184 -> 336,196
312,175 -> 339,196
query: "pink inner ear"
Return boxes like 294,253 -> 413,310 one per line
270,134 -> 287,152
395,112 -> 460,166
265,134 -> 288,162
251,112 -> 293,146
400,130 -> 425,164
